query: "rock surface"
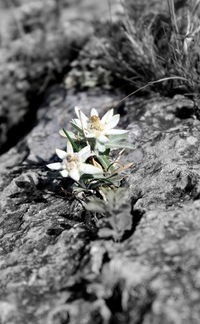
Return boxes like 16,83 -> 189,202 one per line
0,1 -> 200,324
0,0 -> 94,153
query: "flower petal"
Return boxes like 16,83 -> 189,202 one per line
72,118 -> 82,128
69,168 -> 80,181
105,114 -> 120,129
98,135 -> 109,143
96,141 -> 106,152
60,170 -> 69,177
78,145 -> 92,162
75,106 -> 88,125
56,149 -> 67,160
106,129 -> 128,135
90,108 -> 99,116
47,162 -> 62,170
85,132 -> 95,138
80,163 -> 103,174
101,109 -> 114,123
67,141 -> 74,154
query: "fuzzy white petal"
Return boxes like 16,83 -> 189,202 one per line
101,109 -> 114,123
69,168 -> 80,181
85,132 -> 95,138
72,119 -> 83,129
106,129 -> 128,135
60,170 -> 69,177
96,141 -> 106,152
98,135 -> 109,143
67,141 -> 74,154
47,162 -> 62,170
78,145 -> 92,162
75,106 -> 88,125
105,114 -> 120,129
90,108 -> 99,116
80,163 -> 103,174
56,149 -> 67,160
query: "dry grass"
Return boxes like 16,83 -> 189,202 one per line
103,0 -> 200,97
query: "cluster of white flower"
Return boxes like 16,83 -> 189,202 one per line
71,107 -> 127,152
47,106 -> 131,187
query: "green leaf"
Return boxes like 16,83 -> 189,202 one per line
96,155 -> 111,170
59,129 -> 75,139
88,178 -> 116,190
106,175 -> 123,186
109,133 -> 128,142
105,142 -> 134,150
70,120 -> 84,133
107,174 -> 123,182
62,129 -> 79,152
82,137 -> 95,151
81,173 -> 105,182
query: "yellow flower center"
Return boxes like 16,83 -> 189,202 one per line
66,154 -> 79,163
65,154 -> 80,171
89,115 -> 104,131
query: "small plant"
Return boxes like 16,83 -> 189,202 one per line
85,187 -> 132,241
103,0 -> 200,97
47,106 -> 133,196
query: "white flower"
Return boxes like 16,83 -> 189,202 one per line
71,106 -> 128,151
47,141 -> 103,182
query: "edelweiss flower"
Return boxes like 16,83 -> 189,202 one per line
47,141 -> 103,181
72,107 -> 128,151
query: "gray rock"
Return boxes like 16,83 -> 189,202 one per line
1,88 -> 200,323
0,0 -> 92,153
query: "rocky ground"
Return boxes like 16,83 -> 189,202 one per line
0,0 -> 200,323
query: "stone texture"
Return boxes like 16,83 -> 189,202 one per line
0,0 -> 123,153
0,0 -> 93,153
1,89 -> 200,323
